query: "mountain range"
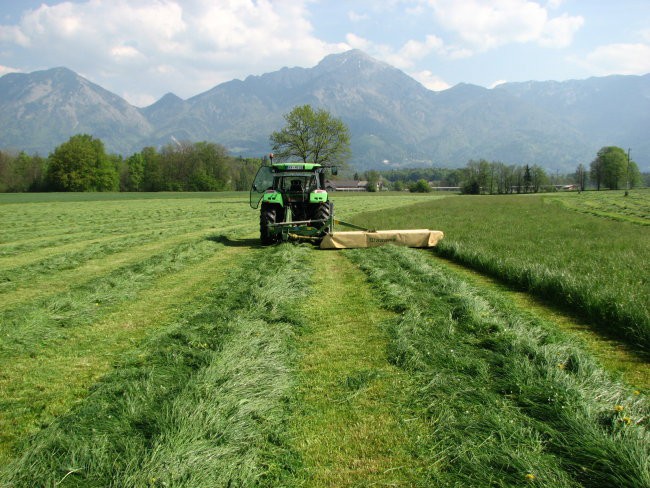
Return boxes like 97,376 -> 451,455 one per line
1,49 -> 649,171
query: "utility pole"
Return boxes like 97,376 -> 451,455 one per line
625,148 -> 630,197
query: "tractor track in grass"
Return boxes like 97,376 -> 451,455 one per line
285,249 -> 433,486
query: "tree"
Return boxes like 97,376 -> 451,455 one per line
123,153 -> 145,191
46,134 -> 118,191
574,163 -> 587,191
590,146 -> 627,190
462,159 -> 490,194
523,164 -> 532,193
270,105 -> 351,167
410,179 -> 431,193
627,160 -> 642,189
530,165 -> 548,193
365,170 -> 380,192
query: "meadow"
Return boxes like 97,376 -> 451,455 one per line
0,190 -> 647,487
353,189 -> 650,352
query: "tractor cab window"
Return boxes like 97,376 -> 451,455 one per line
277,174 -> 316,193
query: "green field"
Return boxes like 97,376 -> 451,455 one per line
354,189 -> 650,351
0,191 -> 648,487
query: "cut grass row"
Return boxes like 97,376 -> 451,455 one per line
0,236 -> 245,461
0,199 -> 241,253
346,245 -> 649,487
549,190 -> 650,225
1,244 -> 310,487
352,192 -> 650,351
436,256 -> 649,390
10,243 -> 644,486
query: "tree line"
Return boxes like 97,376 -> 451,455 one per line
375,146 -> 644,194
0,133 -> 646,194
0,134 -> 261,193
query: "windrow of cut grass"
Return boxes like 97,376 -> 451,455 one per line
352,193 -> 650,351
0,197 -> 243,256
346,245 -> 649,487
0,238 -> 220,354
1,244 -> 311,487
549,190 -> 650,226
0,237 -> 236,458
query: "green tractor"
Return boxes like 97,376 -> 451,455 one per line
249,155 -> 337,245
250,154 -> 445,249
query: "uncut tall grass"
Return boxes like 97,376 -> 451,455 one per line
353,193 -> 650,350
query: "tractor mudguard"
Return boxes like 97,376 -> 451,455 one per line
261,190 -> 284,206
309,189 -> 328,203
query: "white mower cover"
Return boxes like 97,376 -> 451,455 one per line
320,229 -> 444,249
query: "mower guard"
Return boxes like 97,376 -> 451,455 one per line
320,229 -> 444,249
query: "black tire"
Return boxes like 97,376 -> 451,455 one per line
312,201 -> 333,233
260,204 -> 281,245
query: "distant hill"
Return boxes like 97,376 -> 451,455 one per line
0,67 -> 151,156
1,50 -> 648,171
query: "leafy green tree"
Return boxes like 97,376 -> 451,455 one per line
410,179 -> 432,193
123,153 -> 145,191
591,146 -> 627,190
46,134 -> 118,191
627,160 -> 642,189
231,157 -> 262,191
530,165 -> 548,193
141,146 -> 163,191
392,180 -> 405,191
462,159 -> 490,194
270,104 -> 351,167
365,170 -> 380,192
523,164 -> 532,193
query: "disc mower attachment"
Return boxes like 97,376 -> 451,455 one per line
320,229 -> 444,249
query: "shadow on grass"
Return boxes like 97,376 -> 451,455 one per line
207,234 -> 264,249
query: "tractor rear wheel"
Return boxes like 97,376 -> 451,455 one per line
260,204 -> 282,245
313,201 -> 333,233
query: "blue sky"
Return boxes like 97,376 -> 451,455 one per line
1,1 -> 649,106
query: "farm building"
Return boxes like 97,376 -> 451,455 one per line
325,180 -> 369,191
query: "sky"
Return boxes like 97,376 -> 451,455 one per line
1,0 -> 649,107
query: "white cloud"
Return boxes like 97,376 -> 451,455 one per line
427,0 -> 583,51
345,33 -> 373,52
583,43 -> 650,76
386,35 -> 444,68
348,10 -> 368,22
410,70 -> 451,91
0,65 -> 21,76
489,79 -> 507,88
539,13 -> 584,48
0,0 -> 348,105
